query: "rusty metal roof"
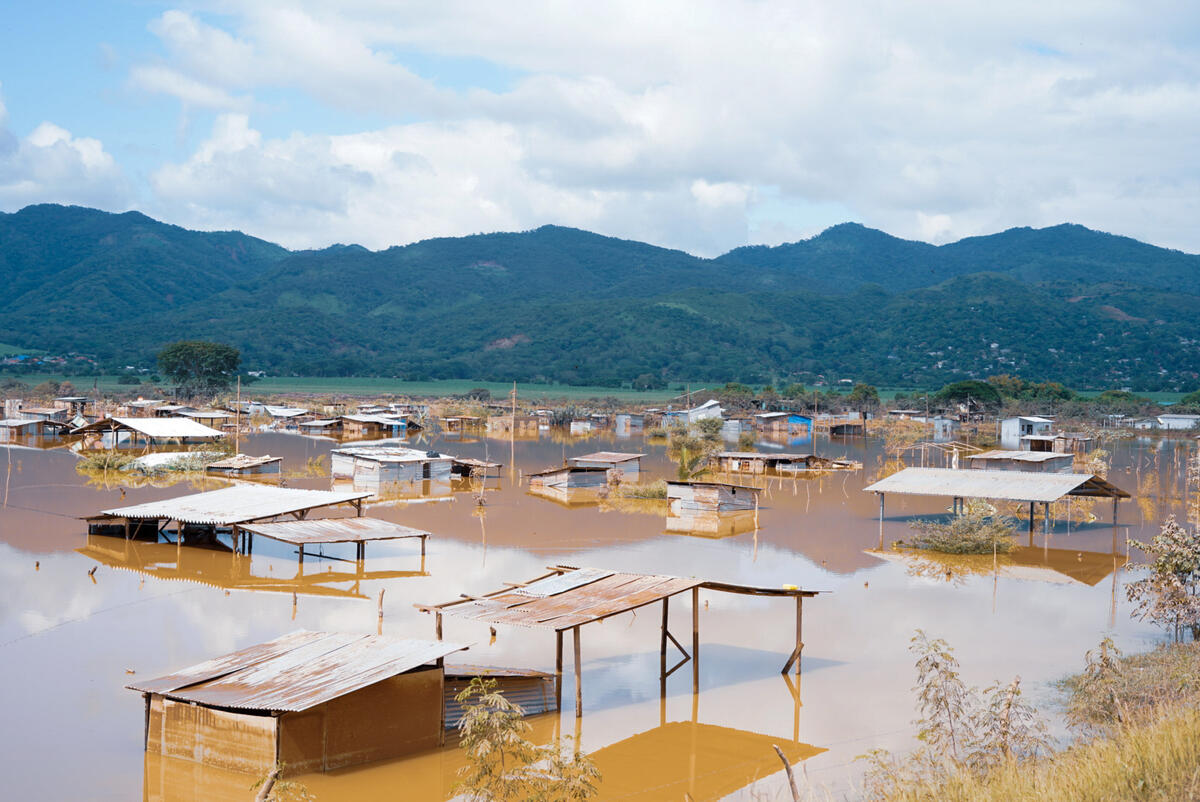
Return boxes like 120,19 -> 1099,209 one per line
666,480 -> 764,494
238,517 -> 430,545
568,451 -> 645,464
419,566 -> 819,631
71,416 -> 226,439
101,486 -> 370,524
715,452 -> 812,461
864,467 -> 1129,502
128,630 -> 469,712
205,454 -> 281,470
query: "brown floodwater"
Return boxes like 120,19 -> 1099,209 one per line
0,429 -> 1190,800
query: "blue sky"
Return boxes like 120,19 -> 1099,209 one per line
2,2 -> 1199,256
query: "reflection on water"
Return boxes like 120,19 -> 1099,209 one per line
0,430 -> 1192,800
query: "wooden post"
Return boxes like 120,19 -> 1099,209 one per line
435,611 -> 443,641
420,534 -> 427,557
878,493 -> 885,550
794,595 -> 803,675
1028,501 -> 1035,546
691,587 -> 700,695
660,597 -> 669,674
573,626 -> 583,718
555,629 -> 564,713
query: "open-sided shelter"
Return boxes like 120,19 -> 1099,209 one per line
417,565 -> 822,717
965,450 -> 1075,474
72,416 -> 226,448
566,451 -> 644,477
128,631 -> 470,776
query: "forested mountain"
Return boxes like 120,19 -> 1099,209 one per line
1,204 -> 1198,390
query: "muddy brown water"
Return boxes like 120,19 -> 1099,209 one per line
0,430 -> 1189,800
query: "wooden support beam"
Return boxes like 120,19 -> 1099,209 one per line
660,598 -> 669,676
555,630 -> 563,713
435,611 -> 443,641
692,587 -> 700,695
573,626 -> 582,719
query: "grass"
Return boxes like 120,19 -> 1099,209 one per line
877,707 -> 1200,801
613,479 -> 668,499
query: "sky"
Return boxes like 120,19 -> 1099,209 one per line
2,1 -> 1200,256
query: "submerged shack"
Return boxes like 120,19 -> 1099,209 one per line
330,446 -> 453,483
966,450 -> 1074,474
528,465 -> 612,490
204,453 -> 282,477
713,452 -> 859,473
667,481 -> 762,514
566,451 -> 644,478
128,631 -> 470,776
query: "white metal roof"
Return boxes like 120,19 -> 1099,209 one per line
101,485 -> 370,524
864,467 -> 1128,502
238,517 -> 430,545
341,414 -> 408,425
265,406 -> 309,418
127,630 -> 469,712
332,446 -> 451,463
177,409 -> 234,420
967,450 -> 1073,463
72,416 -> 225,439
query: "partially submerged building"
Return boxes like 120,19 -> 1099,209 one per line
330,446 -> 454,483
0,417 -> 70,440
1021,432 -> 1095,453
753,412 -> 813,437
527,465 -> 612,491
966,450 -> 1075,474
566,451 -> 644,478
999,416 -> 1053,447
339,413 -> 413,439
663,399 -> 723,425
128,631 -> 470,776
713,452 -> 859,473
667,481 -> 762,513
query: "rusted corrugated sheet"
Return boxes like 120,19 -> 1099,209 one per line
238,517 -> 430,545
101,486 -> 370,524
568,451 -> 644,464
129,631 -> 469,712
864,467 -> 1129,501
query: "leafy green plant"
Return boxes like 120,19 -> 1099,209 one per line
1126,515 -> 1200,641
902,501 -> 1017,555
455,677 -> 600,802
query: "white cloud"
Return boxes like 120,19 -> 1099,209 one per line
104,2 -> 1200,253
0,88 -> 130,212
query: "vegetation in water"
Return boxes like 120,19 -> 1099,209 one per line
859,631 -> 1048,800
76,450 -> 137,471
900,501 -> 1017,555
665,418 -> 723,481
612,479 -> 668,499
454,677 -> 600,802
1126,515 -> 1200,642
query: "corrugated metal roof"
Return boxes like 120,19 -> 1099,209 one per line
666,480 -> 763,493
716,452 -> 811,460
421,565 -> 821,632
205,454 -> 281,470
864,467 -> 1129,502
568,451 -> 644,464
238,517 -> 430,545
72,416 -> 225,439
101,486 -> 370,524
0,418 -> 44,429
341,414 -> 408,425
332,446 -> 450,463
264,406 -> 308,418
127,630 -> 469,712
967,450 -> 1073,463
177,409 -> 233,420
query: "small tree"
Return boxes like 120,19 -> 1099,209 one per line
667,418 -> 723,480
1127,515 -> 1200,641
846,382 -> 880,412
455,677 -> 600,802
157,341 -> 240,398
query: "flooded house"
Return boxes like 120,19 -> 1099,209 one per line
1020,432 -> 1095,453
177,409 -> 234,428
0,417 -> 69,440
527,465 -> 612,491
667,481 -> 762,513
123,399 -> 164,416
264,405 -> 310,423
566,451 -> 644,479
753,412 -> 814,437
16,404 -> 70,423
330,446 -> 454,486
1156,413 -> 1200,430
72,416 -> 226,449
965,450 -> 1075,474
128,631 -> 471,777
614,413 -> 644,435
712,452 -> 859,473
932,415 -> 960,441
663,399 -> 724,425
297,418 -> 344,436
339,413 -> 413,438
999,415 -> 1053,447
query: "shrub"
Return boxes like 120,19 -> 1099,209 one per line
903,501 -> 1017,555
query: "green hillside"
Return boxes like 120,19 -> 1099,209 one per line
1,205 -> 1198,391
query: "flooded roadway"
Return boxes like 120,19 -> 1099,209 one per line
0,429 -> 1188,800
